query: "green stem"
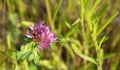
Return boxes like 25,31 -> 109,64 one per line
53,0 -> 62,22
92,35 -> 102,70
45,0 -> 55,33
98,53 -> 102,70
80,0 -> 88,69
97,58 -> 102,70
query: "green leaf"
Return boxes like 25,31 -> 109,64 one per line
75,50 -> 97,65
21,42 -> 35,51
27,53 -> 34,61
97,12 -> 118,36
84,0 -> 91,9
71,44 -> 97,65
33,48 -> 40,64
91,0 -> 102,12
17,42 -> 36,61
64,44 -> 75,59
17,48 -> 32,61
64,29 -> 74,37
104,53 -> 116,60
99,36 -> 107,48
64,18 -> 82,35
22,21 -> 34,26
97,4 -> 109,18
53,0 -> 62,22
61,38 -> 82,47
99,49 -> 104,64
21,35 -> 32,43
73,18 -> 81,25
64,18 -> 73,28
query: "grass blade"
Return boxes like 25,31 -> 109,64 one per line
53,0 -> 62,22
97,12 -> 118,36
71,44 -> 97,65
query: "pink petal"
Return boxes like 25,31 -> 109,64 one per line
30,24 -> 33,30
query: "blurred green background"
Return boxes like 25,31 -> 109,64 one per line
0,0 -> 120,70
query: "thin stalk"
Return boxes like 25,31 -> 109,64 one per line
92,34 -> 102,70
53,0 -> 62,22
97,53 -> 102,70
80,0 -> 88,69
2,0 -> 6,70
45,0 -> 55,33
97,49 -> 103,70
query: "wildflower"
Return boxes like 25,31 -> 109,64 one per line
26,21 -> 57,50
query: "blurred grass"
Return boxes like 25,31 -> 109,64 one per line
0,0 -> 120,70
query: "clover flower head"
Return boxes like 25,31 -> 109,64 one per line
26,21 -> 57,50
